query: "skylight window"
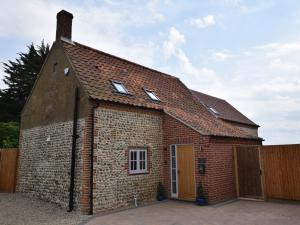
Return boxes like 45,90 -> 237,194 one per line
145,90 -> 160,101
209,107 -> 219,114
111,81 -> 128,94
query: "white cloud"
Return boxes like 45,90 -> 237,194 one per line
163,27 -> 221,90
270,58 -> 300,72
187,15 -> 216,28
163,27 -> 185,58
213,0 -> 274,14
211,51 -> 233,61
255,42 -> 300,57
146,0 -> 166,23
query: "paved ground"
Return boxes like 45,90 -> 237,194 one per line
1,193 -> 299,225
0,193 -> 87,225
85,199 -> 300,225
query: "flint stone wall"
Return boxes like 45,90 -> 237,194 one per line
17,119 -> 84,210
93,107 -> 164,212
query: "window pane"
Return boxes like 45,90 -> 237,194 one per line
172,169 -> 176,181
171,157 -> 176,168
133,151 -> 137,160
171,146 -> 175,156
172,182 -> 177,193
133,160 -> 137,170
112,82 -> 128,94
140,161 -> 144,170
146,90 -> 159,101
130,161 -> 134,170
139,151 -> 143,160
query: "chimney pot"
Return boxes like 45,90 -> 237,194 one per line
56,10 -> 73,41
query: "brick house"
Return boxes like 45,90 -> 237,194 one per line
17,10 -> 262,214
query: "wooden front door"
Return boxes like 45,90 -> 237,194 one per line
177,145 -> 196,201
234,146 -> 263,199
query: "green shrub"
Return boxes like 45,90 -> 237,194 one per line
157,182 -> 165,197
0,122 -> 19,148
197,183 -> 205,198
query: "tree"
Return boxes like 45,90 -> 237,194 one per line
0,41 -> 50,122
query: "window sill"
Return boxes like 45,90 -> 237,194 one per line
128,171 -> 149,176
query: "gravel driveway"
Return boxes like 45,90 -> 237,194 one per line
0,193 -> 87,225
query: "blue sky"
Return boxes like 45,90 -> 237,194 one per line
1,0 -> 300,144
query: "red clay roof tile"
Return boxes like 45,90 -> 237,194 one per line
61,40 -> 260,140
191,90 -> 259,127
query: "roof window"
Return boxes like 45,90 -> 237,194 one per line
209,107 -> 219,115
145,89 -> 160,101
111,81 -> 128,94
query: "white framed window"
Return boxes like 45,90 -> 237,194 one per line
145,89 -> 160,101
170,145 -> 178,198
209,107 -> 219,115
129,149 -> 148,174
111,80 -> 128,94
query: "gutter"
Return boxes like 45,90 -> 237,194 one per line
68,87 -> 79,212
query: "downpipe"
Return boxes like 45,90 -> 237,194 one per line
68,87 -> 79,212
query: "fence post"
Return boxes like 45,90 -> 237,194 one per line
259,146 -> 267,201
233,145 -> 240,198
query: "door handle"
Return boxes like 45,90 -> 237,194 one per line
177,170 -> 180,175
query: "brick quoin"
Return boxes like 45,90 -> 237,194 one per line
80,101 -> 97,214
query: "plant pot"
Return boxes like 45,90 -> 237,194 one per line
195,197 -> 206,205
157,195 -> 165,201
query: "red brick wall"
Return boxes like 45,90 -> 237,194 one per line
80,101 -> 96,214
163,113 -> 262,204
204,137 -> 261,203
162,114 -> 209,198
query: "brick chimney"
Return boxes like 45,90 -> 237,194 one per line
56,10 -> 73,41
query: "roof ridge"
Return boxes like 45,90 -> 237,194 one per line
67,40 -> 179,80
191,89 -> 226,102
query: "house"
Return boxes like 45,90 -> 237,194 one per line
17,10 -> 262,214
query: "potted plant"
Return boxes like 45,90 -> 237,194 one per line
195,183 -> 206,205
156,182 -> 166,201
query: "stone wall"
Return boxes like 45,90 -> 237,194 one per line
17,119 -> 84,210
93,106 -> 163,212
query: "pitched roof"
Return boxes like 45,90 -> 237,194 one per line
191,90 -> 259,127
61,40 -> 260,140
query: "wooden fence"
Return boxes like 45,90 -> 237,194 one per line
0,148 -> 18,192
262,144 -> 300,201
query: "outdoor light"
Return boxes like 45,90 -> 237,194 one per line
198,158 -> 206,175
64,67 -> 70,76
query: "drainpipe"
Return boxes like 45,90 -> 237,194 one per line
68,87 -> 79,212
89,105 -> 95,215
